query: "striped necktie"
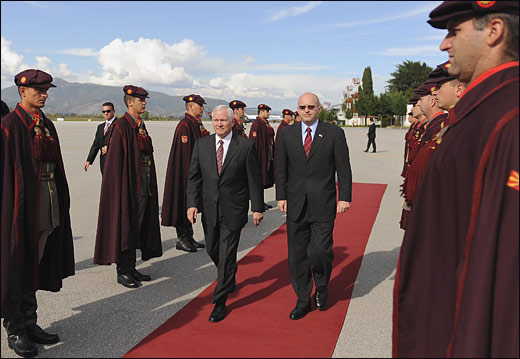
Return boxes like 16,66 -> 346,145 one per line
304,127 -> 312,157
217,140 -> 224,175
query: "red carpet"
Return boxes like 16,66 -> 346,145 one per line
124,182 -> 386,358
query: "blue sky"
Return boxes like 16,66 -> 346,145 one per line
1,1 -> 448,111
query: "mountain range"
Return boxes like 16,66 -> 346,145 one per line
1,78 -> 232,118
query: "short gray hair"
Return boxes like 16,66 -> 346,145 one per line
212,105 -> 233,120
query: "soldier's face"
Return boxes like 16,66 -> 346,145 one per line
21,87 -> 48,109
440,17 -> 485,84
283,114 -> 293,122
213,109 -> 233,138
191,103 -> 204,117
130,97 -> 146,114
235,107 -> 245,119
260,109 -> 269,119
432,80 -> 456,110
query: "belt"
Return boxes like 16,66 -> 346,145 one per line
41,172 -> 55,181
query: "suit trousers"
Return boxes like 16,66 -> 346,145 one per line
202,204 -> 241,305
286,199 -> 334,307
175,222 -> 194,240
116,194 -> 149,275
3,292 -> 38,335
366,138 -> 376,152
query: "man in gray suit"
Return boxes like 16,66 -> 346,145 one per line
187,105 -> 265,322
276,92 -> 352,320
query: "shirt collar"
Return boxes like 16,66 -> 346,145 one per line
302,119 -> 319,136
216,131 -> 232,145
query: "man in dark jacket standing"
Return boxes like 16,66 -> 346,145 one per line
84,102 -> 116,174
187,105 -> 264,322
161,94 -> 210,252
94,85 -> 162,289
1,69 -> 75,358
276,92 -> 352,320
364,118 -> 376,152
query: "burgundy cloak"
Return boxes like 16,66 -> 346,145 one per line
161,113 -> 209,227
93,113 -> 162,264
232,117 -> 248,138
249,117 -> 275,188
394,62 -> 519,358
1,104 -> 75,318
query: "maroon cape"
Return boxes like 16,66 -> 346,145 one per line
1,104 -> 75,317
232,117 -> 247,138
94,113 -> 162,264
249,117 -> 275,188
394,62 -> 519,358
161,113 -> 208,227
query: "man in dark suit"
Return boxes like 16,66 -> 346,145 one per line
364,118 -> 376,153
276,92 -> 352,320
84,102 -> 116,174
187,105 -> 264,322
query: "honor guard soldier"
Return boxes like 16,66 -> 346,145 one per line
2,69 -> 75,357
229,100 -> 248,138
249,104 -> 275,210
276,109 -> 293,145
293,111 -> 301,123
162,94 -> 210,252
394,2 -> 519,357
94,85 -> 162,288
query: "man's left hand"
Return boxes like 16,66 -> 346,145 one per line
253,212 -> 264,227
337,201 -> 350,213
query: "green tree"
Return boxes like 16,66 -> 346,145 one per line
342,99 -> 354,120
388,90 -> 408,127
386,60 -> 433,93
141,110 -> 150,120
357,66 -> 375,122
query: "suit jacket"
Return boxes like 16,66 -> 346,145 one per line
368,122 -> 376,139
86,120 -> 114,173
276,120 -> 352,222
186,132 -> 264,232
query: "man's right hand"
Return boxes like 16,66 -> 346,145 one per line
187,207 -> 198,224
84,161 -> 90,172
278,200 -> 287,213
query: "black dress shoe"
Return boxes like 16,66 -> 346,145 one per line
209,304 -> 227,322
364,150 -> 368,152
289,303 -> 312,320
7,332 -> 38,357
176,238 -> 197,252
187,236 -> 205,249
315,290 -> 328,311
372,151 -> 376,153
117,273 -> 141,288
130,269 -> 151,282
26,324 -> 60,344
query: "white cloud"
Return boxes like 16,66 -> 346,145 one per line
58,48 -> 99,57
1,37 -> 29,88
372,45 -> 443,56
265,1 -> 322,22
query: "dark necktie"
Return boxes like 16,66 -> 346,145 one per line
217,140 -> 224,175
304,127 -> 312,157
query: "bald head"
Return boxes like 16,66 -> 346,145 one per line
297,92 -> 322,126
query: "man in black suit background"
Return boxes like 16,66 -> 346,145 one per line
364,118 -> 376,153
276,92 -> 352,320
84,102 -> 116,174
187,105 -> 265,322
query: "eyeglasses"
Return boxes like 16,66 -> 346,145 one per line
298,105 -> 317,110
101,110 -> 112,113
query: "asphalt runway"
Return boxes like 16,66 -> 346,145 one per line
1,120 -> 407,358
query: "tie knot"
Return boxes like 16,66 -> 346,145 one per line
219,140 -> 223,146
306,127 -> 312,134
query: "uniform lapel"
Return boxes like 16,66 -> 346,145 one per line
307,120 -> 326,160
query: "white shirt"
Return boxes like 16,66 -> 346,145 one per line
215,131 -> 233,164
301,120 -> 319,145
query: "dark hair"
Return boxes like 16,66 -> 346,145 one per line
102,102 -> 114,110
474,13 -> 519,61
123,94 -> 133,108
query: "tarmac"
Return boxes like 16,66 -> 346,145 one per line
1,120 -> 407,358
